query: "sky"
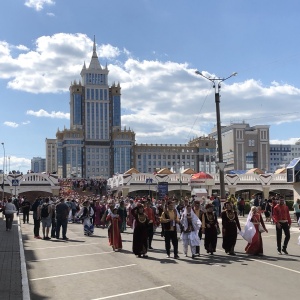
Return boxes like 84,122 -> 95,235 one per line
2,0 -> 300,174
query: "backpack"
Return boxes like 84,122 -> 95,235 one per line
41,204 -> 49,218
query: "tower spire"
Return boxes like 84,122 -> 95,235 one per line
92,35 -> 97,58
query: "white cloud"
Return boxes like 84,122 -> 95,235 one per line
24,0 -> 55,11
99,44 -> 120,59
0,156 -> 31,173
22,121 -> 31,125
1,33 -> 300,143
46,12 -> 55,17
270,138 -> 300,145
4,122 -> 19,128
27,109 -> 70,119
16,45 -> 29,51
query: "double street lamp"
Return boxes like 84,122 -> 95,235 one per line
195,71 -> 237,200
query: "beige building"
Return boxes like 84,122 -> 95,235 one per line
209,123 -> 270,172
134,136 -> 216,174
45,138 -> 57,174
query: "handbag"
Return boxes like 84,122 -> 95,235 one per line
258,224 -> 265,233
216,226 -> 221,235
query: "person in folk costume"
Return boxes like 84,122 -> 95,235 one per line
117,200 -> 127,233
202,203 -> 220,255
160,200 -> 180,259
180,205 -> 201,258
144,200 -> 156,249
192,200 -> 203,256
78,200 -> 94,236
221,202 -> 241,255
98,200 -> 107,228
102,201 -> 115,231
94,200 -> 102,227
106,207 -> 122,251
245,206 -> 268,255
126,199 -> 135,228
131,203 -> 149,257
227,194 -> 238,211
156,199 -> 166,237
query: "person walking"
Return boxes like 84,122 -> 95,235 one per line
3,198 -> 17,231
192,200 -> 203,256
202,203 -> 219,255
160,201 -> 180,259
131,203 -> 149,257
180,205 -> 201,258
273,197 -> 291,254
144,200 -> 155,249
56,198 -> 70,240
106,207 -> 122,251
78,200 -> 94,236
245,206 -> 268,255
293,199 -> 300,222
51,200 -> 57,238
117,200 -> 127,233
221,202 -> 241,255
31,197 -> 42,239
12,195 -> 20,216
40,198 -> 53,240
238,197 -> 245,217
21,196 -> 31,224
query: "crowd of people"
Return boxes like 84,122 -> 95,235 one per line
0,187 -> 299,258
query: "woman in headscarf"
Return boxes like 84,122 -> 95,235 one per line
221,202 -> 241,255
131,203 -> 149,258
117,200 -> 127,233
202,203 -> 220,255
78,200 -> 94,236
245,206 -> 268,255
180,204 -> 201,258
106,207 -> 122,251
94,200 -> 102,227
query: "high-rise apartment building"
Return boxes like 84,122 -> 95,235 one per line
209,123 -> 270,172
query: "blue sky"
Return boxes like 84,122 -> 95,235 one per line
2,0 -> 300,173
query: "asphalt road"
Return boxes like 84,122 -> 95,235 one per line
21,217 -> 300,300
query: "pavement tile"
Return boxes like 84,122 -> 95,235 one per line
0,217 -> 23,300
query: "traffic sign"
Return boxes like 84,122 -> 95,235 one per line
12,179 -> 19,186
146,178 -> 153,184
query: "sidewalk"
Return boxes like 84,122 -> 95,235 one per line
0,215 -> 30,300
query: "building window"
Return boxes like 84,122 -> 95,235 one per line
248,140 -> 255,147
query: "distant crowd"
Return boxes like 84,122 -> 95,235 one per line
1,185 -> 299,258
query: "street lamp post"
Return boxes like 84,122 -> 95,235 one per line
195,71 -> 237,200
1,142 -> 5,200
8,156 -> 10,174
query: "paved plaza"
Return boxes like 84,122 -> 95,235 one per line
19,216 -> 300,300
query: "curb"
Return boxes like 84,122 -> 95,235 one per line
17,216 -> 31,300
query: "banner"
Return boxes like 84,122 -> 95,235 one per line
158,182 -> 168,199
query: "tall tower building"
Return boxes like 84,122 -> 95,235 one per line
52,37 -> 134,178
